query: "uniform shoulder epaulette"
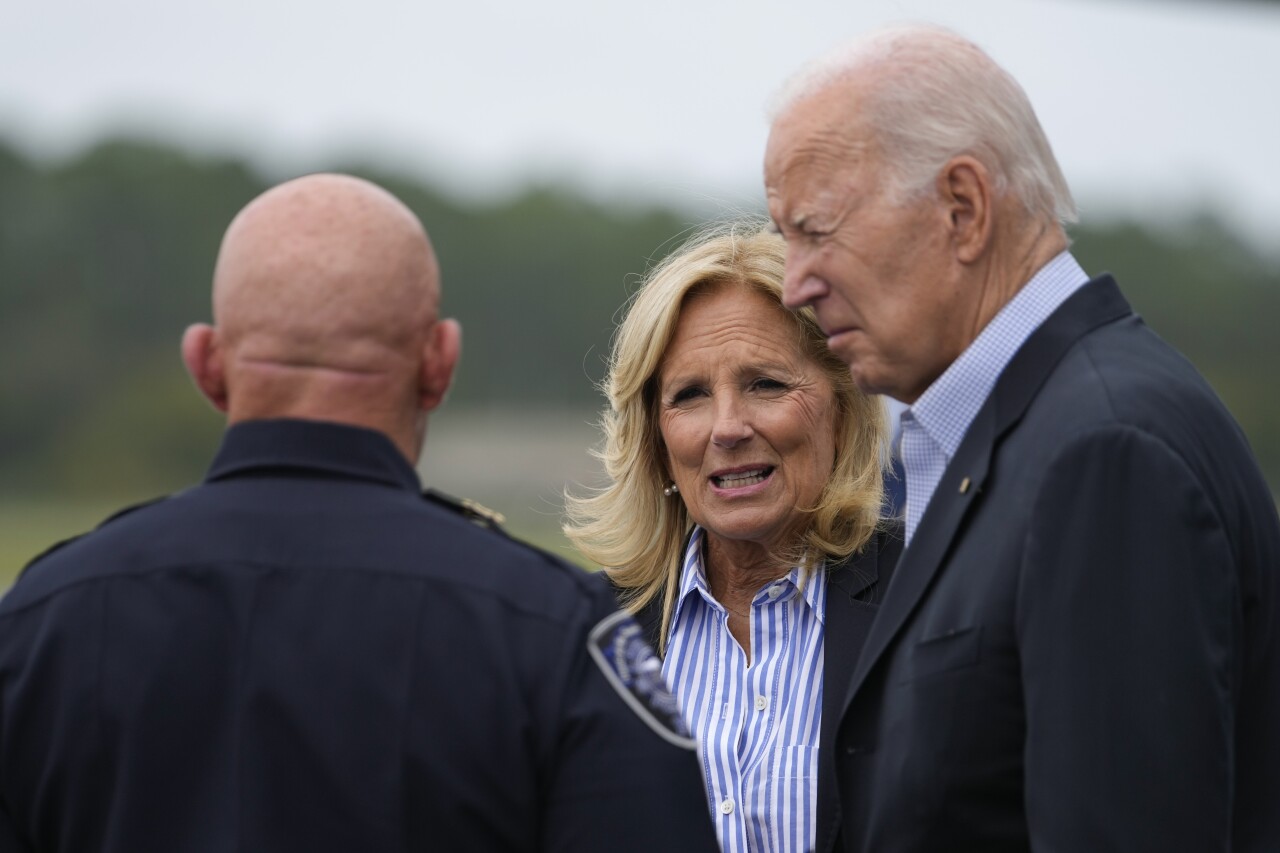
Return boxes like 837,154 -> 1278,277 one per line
17,494 -> 172,582
18,533 -> 91,579
422,488 -> 507,530
96,494 -> 173,527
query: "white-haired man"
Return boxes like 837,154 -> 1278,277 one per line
765,24 -> 1280,853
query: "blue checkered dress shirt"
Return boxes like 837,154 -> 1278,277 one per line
900,252 -> 1090,545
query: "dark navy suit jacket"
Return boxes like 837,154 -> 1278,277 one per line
831,277 -> 1280,852
0,419 -> 717,853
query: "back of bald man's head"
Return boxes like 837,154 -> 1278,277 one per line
184,173 -> 461,461
213,173 -> 439,365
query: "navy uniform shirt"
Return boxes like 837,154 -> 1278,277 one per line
0,419 -> 717,853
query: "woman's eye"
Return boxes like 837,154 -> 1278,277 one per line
671,386 -> 705,404
752,377 -> 787,392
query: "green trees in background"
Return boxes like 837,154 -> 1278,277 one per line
2,135 -> 1277,500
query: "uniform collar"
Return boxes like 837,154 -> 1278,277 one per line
204,419 -> 421,492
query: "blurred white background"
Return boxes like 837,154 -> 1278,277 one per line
5,0 -> 1278,248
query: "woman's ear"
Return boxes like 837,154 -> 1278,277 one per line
181,324 -> 229,413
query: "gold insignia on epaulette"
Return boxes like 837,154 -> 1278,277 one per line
460,498 -> 506,527
422,488 -> 507,529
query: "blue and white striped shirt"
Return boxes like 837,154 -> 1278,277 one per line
662,526 -> 825,853
902,251 -> 1091,544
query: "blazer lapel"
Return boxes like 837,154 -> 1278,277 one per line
842,275 -> 1135,710
822,527 -> 898,748
822,555 -> 874,744
634,595 -> 663,653
841,408 -> 996,712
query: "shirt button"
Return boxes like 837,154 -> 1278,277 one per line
755,695 -> 768,711
719,797 -> 735,815
766,585 -> 784,599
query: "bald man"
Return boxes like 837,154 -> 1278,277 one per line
766,25 -> 1280,853
0,175 -> 718,853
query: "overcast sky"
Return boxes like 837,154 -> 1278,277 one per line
4,0 -> 1279,248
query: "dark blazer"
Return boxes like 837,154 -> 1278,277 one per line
831,276 -> 1280,852
0,420 -> 718,853
634,522 -> 902,853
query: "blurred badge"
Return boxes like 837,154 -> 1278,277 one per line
588,610 -> 696,750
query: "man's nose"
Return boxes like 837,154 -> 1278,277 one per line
782,260 -> 828,310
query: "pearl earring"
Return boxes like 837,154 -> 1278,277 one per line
663,482 -> 680,497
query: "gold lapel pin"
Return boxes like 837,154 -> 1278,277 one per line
959,477 -> 972,494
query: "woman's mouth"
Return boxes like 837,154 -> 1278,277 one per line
711,467 -> 774,489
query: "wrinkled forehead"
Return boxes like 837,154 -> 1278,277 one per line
765,145 -> 874,236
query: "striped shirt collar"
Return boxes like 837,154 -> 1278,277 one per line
908,251 -> 1090,458
668,526 -> 826,639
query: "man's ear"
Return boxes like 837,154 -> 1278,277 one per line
181,323 -> 229,413
938,155 -> 992,264
418,318 -> 461,413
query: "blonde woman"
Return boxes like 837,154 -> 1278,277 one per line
566,222 -> 902,853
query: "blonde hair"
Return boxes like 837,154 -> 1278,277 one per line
564,220 -> 887,652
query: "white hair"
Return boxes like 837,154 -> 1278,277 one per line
771,23 -> 1078,227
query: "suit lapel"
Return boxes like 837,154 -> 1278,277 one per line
822,553 -> 874,750
843,276 -> 1135,710
841,409 -> 995,711
815,525 -> 903,852
635,595 -> 663,653
822,528 -> 895,749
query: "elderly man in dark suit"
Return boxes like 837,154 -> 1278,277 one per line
765,23 -> 1280,853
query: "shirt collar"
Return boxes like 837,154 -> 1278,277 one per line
204,418 -> 422,492
908,250 -> 1090,458
667,526 -> 828,643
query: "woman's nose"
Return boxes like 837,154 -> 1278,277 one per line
710,395 -> 753,448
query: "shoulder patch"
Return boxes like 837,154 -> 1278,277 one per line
587,609 -> 696,750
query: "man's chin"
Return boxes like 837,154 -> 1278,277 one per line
845,361 -> 898,400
